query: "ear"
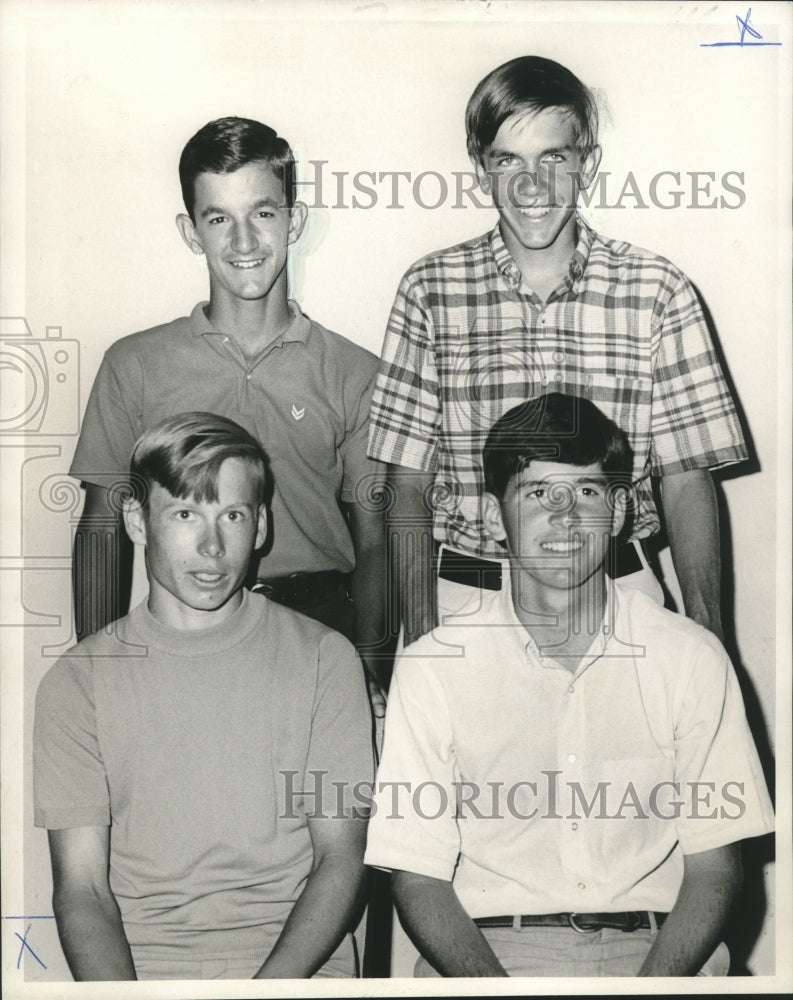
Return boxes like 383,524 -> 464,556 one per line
473,158 -> 492,197
482,492 -> 507,543
576,144 -> 602,190
609,486 -> 628,537
123,501 -> 148,547
287,201 -> 308,246
254,504 -> 268,551
175,213 -> 204,255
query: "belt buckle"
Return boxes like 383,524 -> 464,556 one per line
568,912 -> 598,934
623,911 -> 642,932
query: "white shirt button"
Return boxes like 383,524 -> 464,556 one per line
572,823 -> 579,831
552,350 -> 564,363
246,374 -> 252,381
568,686 -> 575,694
578,882 -> 586,891
223,336 -> 229,343
568,753 -> 576,763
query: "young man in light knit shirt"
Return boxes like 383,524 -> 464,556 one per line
35,412 -> 374,980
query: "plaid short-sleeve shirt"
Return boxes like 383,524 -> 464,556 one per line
368,220 -> 747,558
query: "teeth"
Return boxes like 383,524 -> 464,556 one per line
541,540 -> 584,553
517,206 -> 552,217
231,259 -> 264,269
194,573 -> 222,582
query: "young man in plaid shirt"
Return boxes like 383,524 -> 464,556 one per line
368,56 -> 747,646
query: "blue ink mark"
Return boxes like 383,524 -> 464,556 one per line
14,923 -> 47,970
700,8 -> 782,47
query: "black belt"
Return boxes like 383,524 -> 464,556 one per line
251,570 -> 347,606
474,911 -> 667,934
438,549 -> 502,591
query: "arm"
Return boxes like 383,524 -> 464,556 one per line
72,484 -> 133,641
387,463 -> 437,647
391,870 -> 506,976
638,842 -> 742,976
48,826 -> 136,981
253,815 -> 368,978
343,494 -> 394,717
659,468 -> 723,640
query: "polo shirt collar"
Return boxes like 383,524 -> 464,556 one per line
488,214 -> 596,291
188,299 -> 311,345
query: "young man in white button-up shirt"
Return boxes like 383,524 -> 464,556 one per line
364,393 -> 773,977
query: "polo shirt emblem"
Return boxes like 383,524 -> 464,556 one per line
291,404 -> 306,421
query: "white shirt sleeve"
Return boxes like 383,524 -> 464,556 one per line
364,653 -> 461,880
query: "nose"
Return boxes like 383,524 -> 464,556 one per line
549,486 -> 581,526
231,218 -> 257,254
509,167 -> 541,207
198,521 -> 224,558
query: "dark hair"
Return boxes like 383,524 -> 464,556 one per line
466,56 -> 599,163
130,411 -> 271,510
483,393 -> 632,500
179,117 -> 295,221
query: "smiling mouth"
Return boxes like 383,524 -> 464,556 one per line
230,259 -> 265,269
540,538 -> 585,553
516,205 -> 554,218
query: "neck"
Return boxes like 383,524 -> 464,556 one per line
510,570 -> 608,672
206,275 -> 292,354
501,221 -> 578,300
147,588 -> 244,633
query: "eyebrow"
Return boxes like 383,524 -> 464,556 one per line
161,498 -> 255,511
517,475 -> 608,489
199,197 -> 282,219
487,144 -> 574,158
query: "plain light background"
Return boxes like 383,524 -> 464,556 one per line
1,0 -> 790,993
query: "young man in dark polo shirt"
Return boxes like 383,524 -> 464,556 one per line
70,116 -> 388,713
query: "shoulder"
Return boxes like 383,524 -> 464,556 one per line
102,311 -> 195,364
252,593 -> 359,664
395,590 -> 509,684
398,231 -> 493,283
616,584 -> 728,673
36,615 -> 138,699
302,313 -> 379,376
586,227 -> 691,286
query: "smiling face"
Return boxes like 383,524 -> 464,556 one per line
483,459 -> 625,601
176,161 -> 306,309
475,107 -> 600,270
124,457 -> 267,630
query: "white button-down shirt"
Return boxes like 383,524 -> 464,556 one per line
365,582 -> 773,917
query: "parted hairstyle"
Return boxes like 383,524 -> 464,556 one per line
129,411 -> 272,510
483,393 -> 633,501
179,116 -> 295,221
465,56 -> 599,164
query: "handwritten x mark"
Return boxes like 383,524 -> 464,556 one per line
15,923 -> 47,970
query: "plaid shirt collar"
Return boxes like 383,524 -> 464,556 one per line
489,215 -> 595,294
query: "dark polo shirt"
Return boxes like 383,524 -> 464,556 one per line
70,302 -> 380,577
